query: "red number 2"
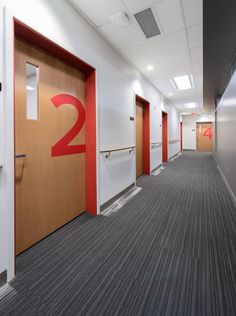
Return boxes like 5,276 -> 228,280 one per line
51,94 -> 86,157
203,127 -> 212,140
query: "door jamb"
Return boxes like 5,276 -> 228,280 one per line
135,94 -> 150,176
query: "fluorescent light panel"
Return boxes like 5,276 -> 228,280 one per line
171,75 -> 194,90
184,102 -> 197,109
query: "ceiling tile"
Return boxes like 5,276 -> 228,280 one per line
123,0 -> 153,14
187,24 -> 202,49
152,78 -> 174,94
182,0 -> 202,27
121,42 -> 161,72
166,65 -> 192,79
192,63 -> 203,75
190,47 -> 203,64
70,0 -> 126,26
154,0 -> 185,33
99,21 -> 144,49
148,30 -> 188,56
193,74 -> 203,89
157,50 -> 191,69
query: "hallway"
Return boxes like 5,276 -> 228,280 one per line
0,152 -> 235,315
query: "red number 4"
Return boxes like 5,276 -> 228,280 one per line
203,127 -> 212,139
51,94 -> 86,157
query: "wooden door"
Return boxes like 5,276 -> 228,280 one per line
196,122 -> 212,151
15,39 -> 86,254
162,112 -> 168,162
136,101 -> 144,177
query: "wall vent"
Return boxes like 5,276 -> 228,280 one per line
134,8 -> 161,39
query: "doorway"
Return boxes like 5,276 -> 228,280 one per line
14,20 -> 97,256
162,111 -> 168,162
180,122 -> 183,151
196,122 -> 212,151
135,95 -> 150,177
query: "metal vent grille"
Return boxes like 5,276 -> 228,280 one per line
134,8 -> 161,38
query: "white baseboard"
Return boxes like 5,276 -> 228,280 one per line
217,164 -> 236,208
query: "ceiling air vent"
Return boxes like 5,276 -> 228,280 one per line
134,8 -> 161,39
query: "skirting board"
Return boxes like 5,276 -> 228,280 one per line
217,164 -> 236,209
101,186 -> 142,217
151,164 -> 162,174
100,183 -> 135,211
168,150 -> 182,161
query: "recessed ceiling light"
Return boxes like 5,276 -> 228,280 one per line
168,92 -> 173,96
182,112 -> 191,115
171,75 -> 194,90
184,102 -> 197,109
147,65 -> 154,71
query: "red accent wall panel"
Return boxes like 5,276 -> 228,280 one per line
85,71 -> 97,215
143,103 -> 150,174
136,95 -> 150,175
162,112 -> 168,162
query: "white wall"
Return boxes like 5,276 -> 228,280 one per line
216,71 -> 236,200
182,113 -> 214,150
0,7 -> 5,274
0,0 -> 180,279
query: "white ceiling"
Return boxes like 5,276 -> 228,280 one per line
69,0 -> 203,114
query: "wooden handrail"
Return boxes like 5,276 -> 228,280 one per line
100,146 -> 136,158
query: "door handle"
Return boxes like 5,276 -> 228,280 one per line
15,153 -> 26,158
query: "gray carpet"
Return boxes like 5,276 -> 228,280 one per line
0,152 -> 236,315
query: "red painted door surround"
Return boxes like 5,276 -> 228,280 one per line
162,111 -> 168,162
14,18 -> 97,260
135,95 -> 150,176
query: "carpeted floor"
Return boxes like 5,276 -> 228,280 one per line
0,152 -> 236,315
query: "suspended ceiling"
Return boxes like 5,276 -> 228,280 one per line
69,0 -> 203,114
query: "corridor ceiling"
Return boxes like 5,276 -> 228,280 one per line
69,0 -> 203,114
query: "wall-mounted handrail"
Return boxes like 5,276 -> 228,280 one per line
168,139 -> 180,144
100,146 -> 136,158
151,141 -> 162,149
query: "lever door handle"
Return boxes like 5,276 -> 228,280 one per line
15,153 -> 27,158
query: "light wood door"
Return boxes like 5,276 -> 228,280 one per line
196,122 -> 212,151
15,39 -> 86,254
136,101 -> 144,177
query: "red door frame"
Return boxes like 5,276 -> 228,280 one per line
13,19 -> 97,265
180,122 -> 183,151
162,111 -> 168,162
135,95 -> 150,175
